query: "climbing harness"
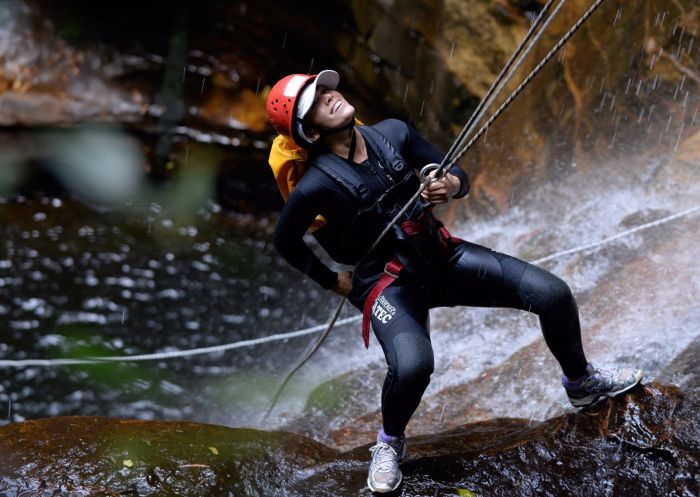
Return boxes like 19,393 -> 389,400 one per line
362,259 -> 403,347
361,215 -> 464,350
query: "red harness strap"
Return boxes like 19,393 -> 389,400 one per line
401,217 -> 464,248
438,225 -> 464,248
360,216 -> 463,348
362,258 -> 403,348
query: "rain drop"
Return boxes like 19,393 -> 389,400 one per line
674,123 -> 685,152
613,8 -> 621,26
649,53 -> 657,70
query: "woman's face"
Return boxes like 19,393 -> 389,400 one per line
304,86 -> 355,141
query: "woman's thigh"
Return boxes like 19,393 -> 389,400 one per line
441,241 -> 564,312
371,283 -> 434,376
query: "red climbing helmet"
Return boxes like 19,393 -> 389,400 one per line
266,70 -> 340,148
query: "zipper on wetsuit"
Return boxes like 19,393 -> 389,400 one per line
364,143 -> 394,189
363,161 -> 390,190
365,160 -> 397,191
375,160 -> 395,185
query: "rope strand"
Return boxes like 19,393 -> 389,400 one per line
443,0 -> 565,166
263,297 -> 346,419
439,0 -> 606,175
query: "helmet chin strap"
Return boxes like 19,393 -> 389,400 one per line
347,125 -> 357,162
308,114 -> 356,157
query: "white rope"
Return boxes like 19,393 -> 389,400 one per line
531,204 -> 700,265
1,203 -> 699,368
0,315 -> 361,368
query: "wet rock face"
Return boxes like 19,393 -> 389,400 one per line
1,383 -> 699,496
0,0 -> 358,203
0,0 -> 355,130
2,0 -> 697,204
0,415 -> 338,497
657,334 -> 700,405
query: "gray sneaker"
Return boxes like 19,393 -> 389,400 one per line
367,431 -> 405,493
562,363 -> 644,407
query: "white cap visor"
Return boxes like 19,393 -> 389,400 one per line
296,70 -> 340,121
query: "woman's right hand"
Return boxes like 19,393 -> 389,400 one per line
332,271 -> 353,297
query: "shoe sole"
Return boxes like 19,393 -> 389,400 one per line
367,474 -> 402,494
569,371 -> 644,408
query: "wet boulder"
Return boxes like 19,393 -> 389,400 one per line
657,334 -> 700,405
1,382 -> 699,496
0,415 -> 338,497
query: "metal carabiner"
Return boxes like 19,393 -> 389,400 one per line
420,163 -> 443,182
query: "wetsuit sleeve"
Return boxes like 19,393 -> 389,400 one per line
273,188 -> 338,290
398,120 -> 470,199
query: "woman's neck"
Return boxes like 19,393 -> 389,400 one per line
322,127 -> 366,163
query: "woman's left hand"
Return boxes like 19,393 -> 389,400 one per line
420,172 -> 461,205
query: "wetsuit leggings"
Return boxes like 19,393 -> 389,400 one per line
370,241 -> 589,437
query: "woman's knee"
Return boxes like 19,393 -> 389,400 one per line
547,274 -> 575,308
521,265 -> 576,312
391,332 -> 434,385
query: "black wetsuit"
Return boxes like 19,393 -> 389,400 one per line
274,119 -> 588,436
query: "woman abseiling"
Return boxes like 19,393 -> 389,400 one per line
266,70 -> 643,494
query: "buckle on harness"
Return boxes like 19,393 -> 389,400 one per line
384,267 -> 399,278
383,261 -> 402,278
